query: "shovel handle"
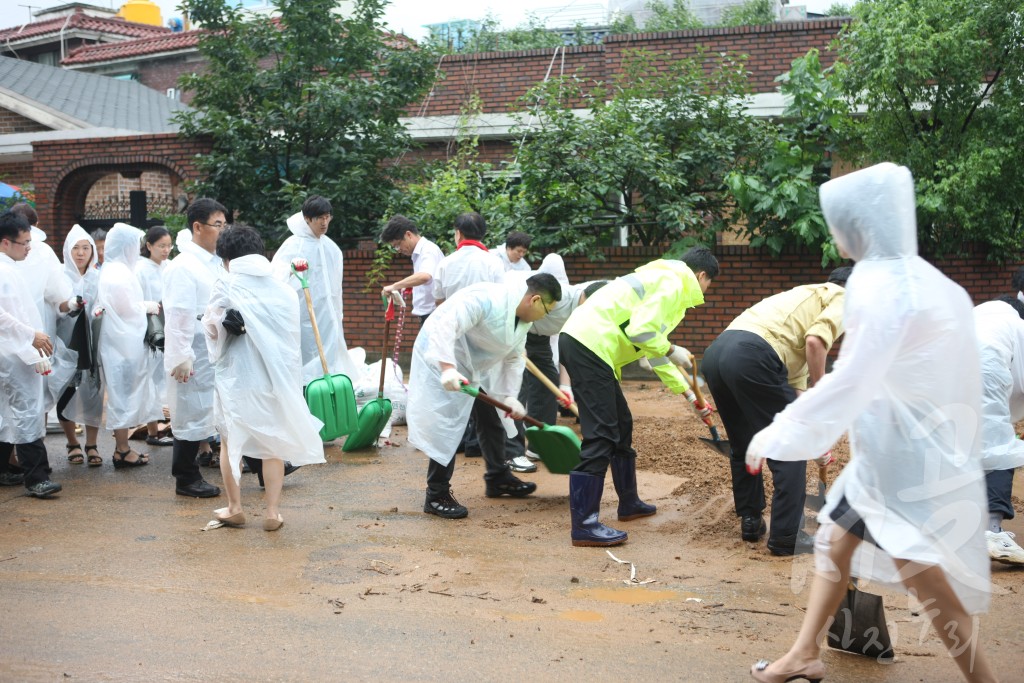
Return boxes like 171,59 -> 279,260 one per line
688,353 -> 715,427
460,384 -> 545,428
302,287 -> 331,376
378,315 -> 391,398
523,356 -> 579,417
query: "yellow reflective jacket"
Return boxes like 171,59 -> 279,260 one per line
561,259 -> 705,394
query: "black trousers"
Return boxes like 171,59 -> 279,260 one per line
701,330 -> 807,539
0,438 -> 49,488
56,383 -> 76,422
426,393 -> 512,496
171,438 -> 203,486
987,468 -> 1015,520
559,333 -> 636,477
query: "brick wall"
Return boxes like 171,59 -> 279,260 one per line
0,106 -> 49,134
84,170 -> 175,204
0,160 -> 34,186
339,244 -> 1022,361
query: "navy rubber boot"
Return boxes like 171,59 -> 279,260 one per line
570,472 -> 627,547
610,456 -> 657,521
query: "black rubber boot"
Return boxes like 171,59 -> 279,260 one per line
610,456 -> 656,521
570,472 -> 627,547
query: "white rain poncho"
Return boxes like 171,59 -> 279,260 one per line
163,229 -> 222,440
407,280 -> 531,466
271,212 -> 358,384
203,254 -> 325,484
973,300 -> 1024,471
55,225 -> 103,427
431,245 -> 504,301
0,252 -> 47,444
135,256 -> 167,421
747,163 -> 989,614
96,223 -> 163,430
495,243 -> 531,272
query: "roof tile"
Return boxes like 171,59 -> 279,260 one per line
62,29 -> 202,65
0,12 -> 169,43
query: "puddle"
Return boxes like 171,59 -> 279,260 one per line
570,587 -> 690,604
558,610 -> 604,623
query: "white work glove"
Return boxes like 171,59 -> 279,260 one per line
667,345 -> 692,370
440,367 -> 469,392
92,306 -> 105,318
816,450 -> 835,468
66,296 -> 82,312
170,359 -> 194,383
144,301 -> 161,315
558,384 -> 574,407
685,389 -> 713,420
638,357 -> 653,372
746,431 -> 766,474
34,357 -> 52,375
502,396 -> 527,420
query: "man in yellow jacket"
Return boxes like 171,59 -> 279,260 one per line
559,248 -> 719,546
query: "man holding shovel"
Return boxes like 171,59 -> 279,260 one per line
559,250 -> 718,547
700,267 -> 849,555
407,273 -> 562,519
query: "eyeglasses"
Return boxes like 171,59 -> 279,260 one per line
201,221 -> 229,230
539,298 -> 553,314
7,239 -> 31,247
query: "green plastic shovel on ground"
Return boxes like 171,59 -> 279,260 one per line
342,295 -> 395,451
292,263 -> 357,441
460,383 -> 581,474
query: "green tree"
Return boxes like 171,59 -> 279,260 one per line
727,50 -> 853,264
176,0 -> 435,244
720,0 -> 775,27
836,0 -> 1024,257
823,3 -> 854,16
510,49 -> 763,254
642,0 -> 703,32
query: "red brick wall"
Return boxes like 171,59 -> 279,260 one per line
84,170 -> 175,204
0,106 -> 49,134
136,54 -> 206,105
0,160 -> 34,186
339,244 -> 1021,360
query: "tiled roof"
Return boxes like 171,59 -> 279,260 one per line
0,55 -> 189,132
0,12 -> 169,43
63,30 -> 202,65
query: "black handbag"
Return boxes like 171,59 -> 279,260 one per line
827,581 -> 895,661
145,307 -> 165,351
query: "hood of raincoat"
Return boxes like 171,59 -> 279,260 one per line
62,224 -> 97,282
106,223 -> 144,270
819,162 -> 918,262
30,225 -> 46,242
634,258 -> 705,309
228,253 -> 273,278
287,211 -> 316,239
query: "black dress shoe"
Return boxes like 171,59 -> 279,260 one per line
741,515 -> 767,542
767,530 -> 815,556
175,479 -> 221,498
485,474 -> 537,498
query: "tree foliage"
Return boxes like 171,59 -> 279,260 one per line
720,0 -> 776,27
642,0 -> 703,32
426,13 -> 600,54
175,0 -> 435,245
836,0 -> 1024,257
509,49 -> 763,255
727,50 -> 852,264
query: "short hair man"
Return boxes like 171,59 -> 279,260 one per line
701,267 -> 850,555
90,228 -> 107,267
496,231 -> 532,272
379,215 -> 444,323
164,198 -> 229,498
0,211 -> 62,498
432,212 -> 504,305
408,273 -> 562,519
559,248 -> 719,546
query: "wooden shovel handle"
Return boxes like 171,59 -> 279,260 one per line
468,387 -> 545,428
688,353 -> 714,428
377,315 -> 391,398
302,287 -> 330,375
523,356 -> 579,417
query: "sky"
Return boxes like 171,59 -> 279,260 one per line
2,0 -> 837,41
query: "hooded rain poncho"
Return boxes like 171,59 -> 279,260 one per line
203,254 -> 325,484
747,163 -> 990,614
0,252 -> 47,444
973,300 -> 1024,471
56,225 -> 103,427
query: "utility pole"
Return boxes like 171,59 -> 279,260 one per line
18,5 -> 40,22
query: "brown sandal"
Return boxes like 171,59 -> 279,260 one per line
66,443 -> 84,464
85,445 -> 102,467
112,449 -> 149,469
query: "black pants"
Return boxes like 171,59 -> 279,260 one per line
426,393 -> 512,496
171,438 -> 203,487
701,330 -> 807,539
987,468 -> 1016,520
524,332 -> 560,425
0,438 -> 49,488
559,333 -> 636,476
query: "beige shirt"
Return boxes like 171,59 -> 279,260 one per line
727,282 -> 845,390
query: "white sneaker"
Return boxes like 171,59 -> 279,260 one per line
524,449 -> 541,461
986,530 -> 1024,565
506,455 -> 538,473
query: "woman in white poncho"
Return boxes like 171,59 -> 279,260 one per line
95,222 -> 163,468
55,225 -> 103,466
202,226 -> 325,532
746,164 -> 996,683
134,225 -> 173,447
270,196 -> 358,385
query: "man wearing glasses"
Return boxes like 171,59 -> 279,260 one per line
272,195 -> 359,383
0,211 -> 62,498
164,198 -> 229,499
378,215 -> 444,325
